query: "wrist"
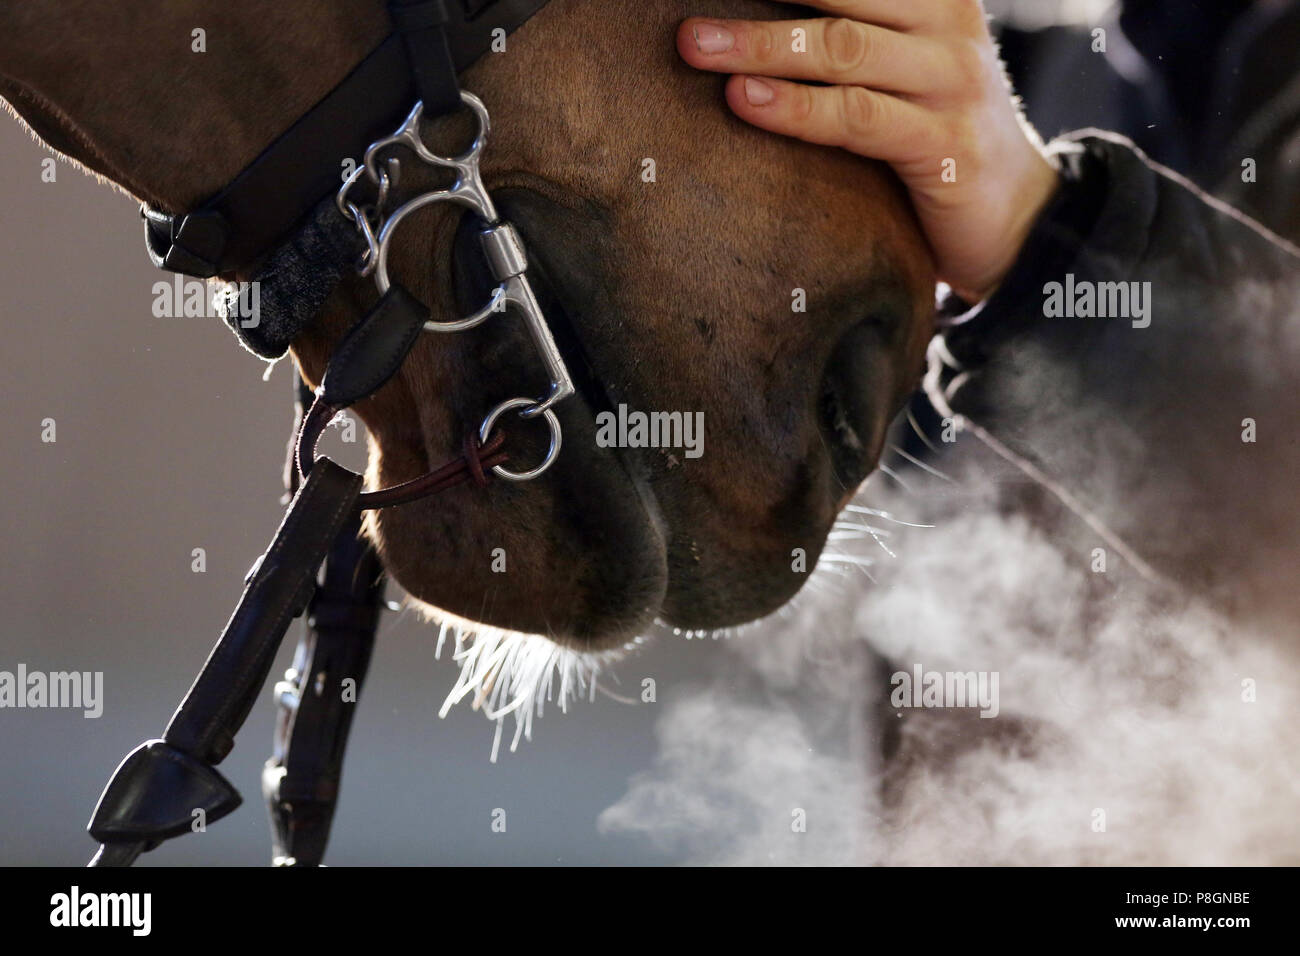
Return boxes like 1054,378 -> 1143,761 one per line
958,151 -> 1063,302
941,136 -> 1112,371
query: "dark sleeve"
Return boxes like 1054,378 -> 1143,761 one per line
930,129 -> 1300,615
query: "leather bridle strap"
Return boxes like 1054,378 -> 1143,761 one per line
143,0 -> 551,279
87,0 -> 553,867
142,34 -> 416,278
390,0 -> 464,117
87,458 -> 362,866
262,494 -> 383,868
86,414 -> 507,866
86,280 -> 512,867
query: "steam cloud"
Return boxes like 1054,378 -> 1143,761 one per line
599,435 -> 1300,865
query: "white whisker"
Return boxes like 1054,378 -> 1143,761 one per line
875,462 -> 914,492
906,406 -> 940,453
595,681 -> 640,705
888,443 -> 955,483
818,552 -> 878,568
844,504 -> 934,529
830,524 -> 893,539
416,605 -> 640,761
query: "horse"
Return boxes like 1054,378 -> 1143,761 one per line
0,0 -> 932,648
0,0 -> 936,863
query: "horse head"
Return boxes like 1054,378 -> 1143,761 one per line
0,0 -> 934,654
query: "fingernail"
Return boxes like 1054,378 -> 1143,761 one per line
694,23 -> 734,54
744,76 -> 775,106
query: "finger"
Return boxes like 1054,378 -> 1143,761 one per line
723,74 -> 939,166
678,17 -> 954,96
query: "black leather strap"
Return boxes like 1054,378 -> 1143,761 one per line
143,0 -> 551,279
390,0 -> 461,116
163,461 -> 363,764
142,34 -> 418,278
92,0 -> 553,870
87,741 -> 242,847
87,459 -> 363,866
262,505 -> 384,867
320,283 -> 429,407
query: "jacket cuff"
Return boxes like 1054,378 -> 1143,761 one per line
938,130 -> 1153,372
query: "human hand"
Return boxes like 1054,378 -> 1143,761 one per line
677,0 -> 1061,301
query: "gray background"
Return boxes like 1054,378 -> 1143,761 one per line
0,116 -> 722,866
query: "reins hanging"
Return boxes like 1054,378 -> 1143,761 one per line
86,0 -> 562,867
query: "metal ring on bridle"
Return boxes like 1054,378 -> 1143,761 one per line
363,93 -> 491,179
336,89 -> 573,480
369,96 -> 498,330
372,187 -> 495,327
479,398 -> 561,482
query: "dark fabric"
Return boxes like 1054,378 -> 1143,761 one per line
935,130 -> 1300,614
996,1 -> 1300,244
939,138 -> 1111,370
1117,0 -> 1255,148
225,196 -> 365,360
1209,5 -> 1300,244
942,130 -> 1299,374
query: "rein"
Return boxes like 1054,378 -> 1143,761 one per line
85,0 -> 563,866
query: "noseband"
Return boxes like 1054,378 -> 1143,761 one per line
86,0 -> 562,866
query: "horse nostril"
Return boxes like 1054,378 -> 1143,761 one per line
817,318 -> 895,492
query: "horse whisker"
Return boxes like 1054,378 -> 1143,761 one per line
844,504 -> 935,529
906,406 -> 941,453
817,553 -> 878,567
874,462 -> 914,493
831,522 -> 894,536
888,443 -> 955,483
427,609 -> 640,761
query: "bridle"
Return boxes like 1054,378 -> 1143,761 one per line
86,0 -> 562,866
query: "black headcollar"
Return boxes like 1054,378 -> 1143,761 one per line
143,0 -> 550,282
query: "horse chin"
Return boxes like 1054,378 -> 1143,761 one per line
364,387 -> 881,656
364,389 -> 673,653
364,382 -> 842,654
370,437 -> 831,654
